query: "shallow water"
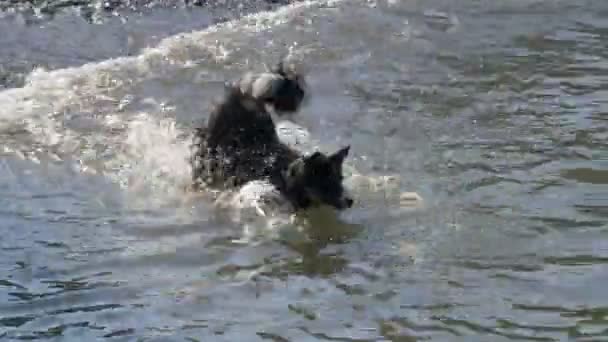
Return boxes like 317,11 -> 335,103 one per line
1,0 -> 608,340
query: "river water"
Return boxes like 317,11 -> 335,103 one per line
1,0 -> 607,340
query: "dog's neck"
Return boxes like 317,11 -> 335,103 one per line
271,156 -> 311,210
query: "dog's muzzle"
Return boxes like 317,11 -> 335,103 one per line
337,196 -> 354,210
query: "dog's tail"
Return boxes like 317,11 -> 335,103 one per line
237,71 -> 284,102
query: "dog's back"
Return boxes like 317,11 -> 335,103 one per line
191,65 -> 305,189
191,124 -> 298,189
190,84 -> 298,189
204,63 -> 306,151
205,86 -> 280,149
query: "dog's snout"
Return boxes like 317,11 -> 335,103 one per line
335,196 -> 353,209
327,196 -> 353,210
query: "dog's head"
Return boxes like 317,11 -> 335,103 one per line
284,146 -> 353,210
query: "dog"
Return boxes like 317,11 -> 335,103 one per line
190,62 -> 353,212
202,61 -> 307,151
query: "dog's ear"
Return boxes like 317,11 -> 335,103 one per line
274,59 -> 302,80
288,158 -> 305,177
330,146 -> 350,165
304,151 -> 324,164
274,60 -> 287,77
284,157 -> 306,188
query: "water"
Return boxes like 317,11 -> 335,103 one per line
1,0 -> 608,340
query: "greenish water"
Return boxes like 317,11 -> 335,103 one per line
1,0 -> 607,340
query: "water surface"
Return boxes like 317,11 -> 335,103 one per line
1,0 -> 608,340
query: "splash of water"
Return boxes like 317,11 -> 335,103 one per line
0,0 -> 341,204
0,0 -> 422,244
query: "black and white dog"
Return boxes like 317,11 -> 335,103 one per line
190,62 -> 354,211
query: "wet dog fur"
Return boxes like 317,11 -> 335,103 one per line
190,62 -> 353,211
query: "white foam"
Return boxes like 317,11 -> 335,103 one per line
0,0 -> 339,119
